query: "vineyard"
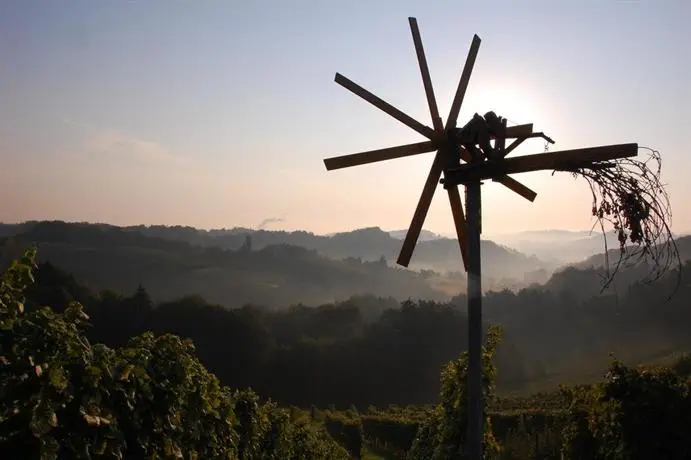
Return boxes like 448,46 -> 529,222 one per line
2,249 -> 691,459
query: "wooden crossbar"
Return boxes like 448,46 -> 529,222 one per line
443,143 -> 638,185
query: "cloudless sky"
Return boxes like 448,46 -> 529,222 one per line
2,0 -> 690,237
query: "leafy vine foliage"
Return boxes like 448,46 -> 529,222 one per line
561,358 -> 691,460
407,326 -> 503,459
0,248 -> 349,459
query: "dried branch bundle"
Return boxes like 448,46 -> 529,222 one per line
559,147 -> 681,293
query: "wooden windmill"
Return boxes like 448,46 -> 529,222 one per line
322,17 -> 638,459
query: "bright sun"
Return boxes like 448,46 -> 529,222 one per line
461,83 -> 549,134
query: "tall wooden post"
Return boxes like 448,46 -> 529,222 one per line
465,175 -> 483,460
467,119 -> 506,459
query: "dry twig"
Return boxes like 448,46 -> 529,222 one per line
556,147 -> 681,295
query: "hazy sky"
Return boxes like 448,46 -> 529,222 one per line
2,1 -> 690,236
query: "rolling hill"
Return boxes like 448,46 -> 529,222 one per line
111,223 -> 554,281
0,221 -> 556,287
0,221 -> 450,308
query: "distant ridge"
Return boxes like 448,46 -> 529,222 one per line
0,221 -> 556,288
386,229 -> 443,242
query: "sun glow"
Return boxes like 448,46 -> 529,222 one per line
460,82 -> 552,136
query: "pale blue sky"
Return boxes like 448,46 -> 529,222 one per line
2,1 -> 690,236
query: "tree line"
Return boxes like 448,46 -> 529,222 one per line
19,251 -> 691,410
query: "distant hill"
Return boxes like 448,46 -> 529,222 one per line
524,234 -> 691,305
387,229 -> 443,242
574,234 -> 691,270
494,229 -> 595,242
493,229 -> 688,266
117,224 -> 554,284
5,220 -> 691,398
0,221 -> 450,308
492,229 -> 626,264
0,221 -> 554,286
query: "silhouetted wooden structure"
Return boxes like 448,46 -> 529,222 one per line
322,17 -> 638,460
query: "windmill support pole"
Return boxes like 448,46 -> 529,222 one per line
465,178 -> 483,460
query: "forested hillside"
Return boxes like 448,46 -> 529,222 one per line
16,242 -> 691,405
127,224 -> 549,279
575,234 -> 691,272
0,221 -> 450,307
0,221 -> 553,285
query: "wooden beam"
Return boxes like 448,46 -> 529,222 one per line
458,146 -> 472,163
410,16 -> 473,269
397,35 -> 482,267
493,176 -> 537,202
446,35 -> 481,129
408,19 -> 470,270
444,143 -> 638,185
457,147 -> 537,201
490,119 -> 538,202
323,140 -> 438,171
504,137 -> 526,157
409,18 -> 443,132
500,143 -> 637,175
335,73 -> 437,140
501,123 -> 533,139
554,160 -> 617,171
397,152 -> 445,267
504,132 -> 556,157
447,185 -> 469,270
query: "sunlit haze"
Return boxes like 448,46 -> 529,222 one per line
2,1 -> 690,236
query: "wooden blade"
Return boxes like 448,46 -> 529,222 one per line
408,17 -> 443,132
447,185 -> 469,270
335,73 -> 436,139
410,18 -> 469,269
397,152 -> 445,267
396,33 -> 482,266
493,176 -> 537,202
446,34 -> 481,129
323,140 -> 437,171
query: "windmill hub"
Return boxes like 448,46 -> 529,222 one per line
448,111 -> 508,165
